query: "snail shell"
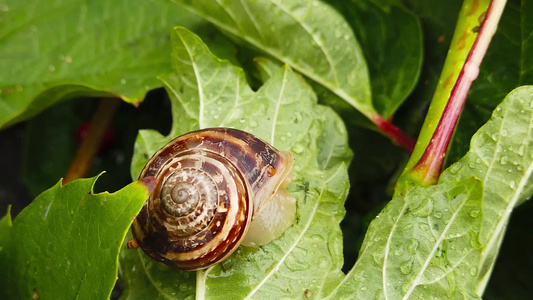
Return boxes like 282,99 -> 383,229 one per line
130,128 -> 295,270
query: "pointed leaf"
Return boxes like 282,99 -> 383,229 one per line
326,0 -> 423,118
122,27 -> 351,299
0,0 -> 204,129
327,177 -> 484,299
171,0 -> 375,119
0,175 -> 151,299
440,86 -> 533,293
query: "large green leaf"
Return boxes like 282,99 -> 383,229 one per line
328,86 -> 533,298
0,0 -> 204,129
327,177 -> 484,299
326,0 -> 423,118
440,86 -> 533,294
0,175 -> 152,299
121,27 -> 351,299
171,0 -> 376,120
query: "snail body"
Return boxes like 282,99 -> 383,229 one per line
131,128 -> 295,270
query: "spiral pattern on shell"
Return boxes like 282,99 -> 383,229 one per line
131,128 -> 293,270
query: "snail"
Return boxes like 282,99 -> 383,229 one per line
129,128 -> 296,270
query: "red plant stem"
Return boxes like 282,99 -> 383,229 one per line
373,115 -> 415,152
413,0 -> 507,184
64,98 -> 121,184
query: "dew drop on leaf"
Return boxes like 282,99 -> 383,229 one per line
408,239 -> 419,254
402,223 -> 414,231
372,252 -> 383,266
500,156 -> 508,165
518,145 -> 525,156
418,222 -> 429,231
469,209 -> 480,217
510,180 -> 516,189
394,247 -> 405,256
448,162 -> 462,174
400,258 -> 413,275
500,128 -> 509,136
469,266 -> 478,277
292,143 -> 304,154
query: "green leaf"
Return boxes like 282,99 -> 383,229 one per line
0,0 -> 204,129
0,175 -> 151,299
171,0 -> 376,119
440,86 -> 533,294
327,177 -> 484,299
122,27 -> 351,299
326,0 -> 423,118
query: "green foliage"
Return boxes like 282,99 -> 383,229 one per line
0,175 -> 151,299
0,0 -> 204,129
1,0 -> 533,299
122,27 -> 351,299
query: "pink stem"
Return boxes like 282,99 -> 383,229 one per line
374,115 -> 416,152
413,0 -> 507,184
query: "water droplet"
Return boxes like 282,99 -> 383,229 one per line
475,158 -> 481,164
510,180 -> 516,189
311,234 -> 324,243
411,197 -> 433,217
292,143 -> 304,154
491,133 -> 499,141
334,30 -> 342,38
449,162 -> 462,174
372,252 -> 383,265
394,248 -> 405,256
496,106 -> 502,112
213,114 -> 220,120
293,112 -> 303,124
343,34 -> 350,40
48,65 -> 56,72
280,136 -> 287,142
469,209 -> 480,217
434,211 -> 442,219
347,71 -> 358,86
120,78 -> 127,84
500,156 -> 508,165
402,223 -> 413,231
239,118 -> 246,124
400,259 -> 413,275
408,239 -> 419,254
469,266 -> 478,276
179,283 -> 189,292
501,128 -> 509,136
418,222 -> 429,231
250,120 -> 258,128
518,145 -> 525,156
